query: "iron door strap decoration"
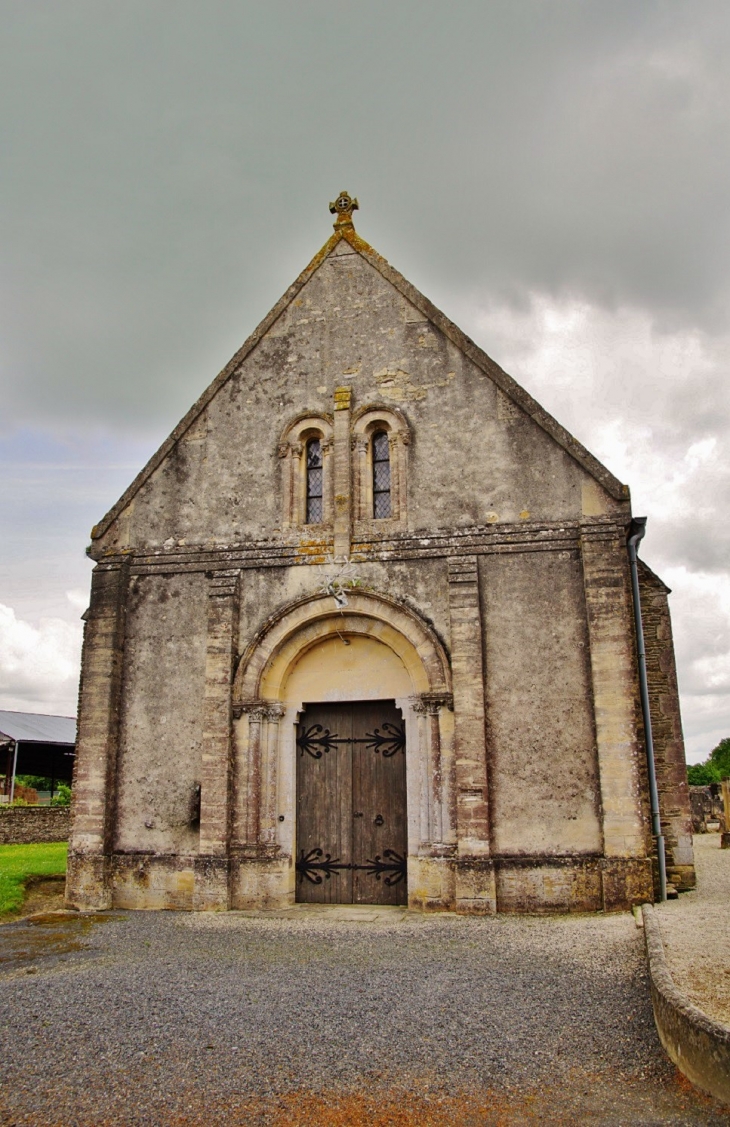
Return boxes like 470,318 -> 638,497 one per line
296,720 -> 405,759
366,723 -> 405,757
296,848 -> 407,886
296,724 -> 339,759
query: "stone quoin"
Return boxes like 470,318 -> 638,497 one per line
66,194 -> 694,914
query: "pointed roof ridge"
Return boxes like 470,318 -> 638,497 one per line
91,219 -> 627,543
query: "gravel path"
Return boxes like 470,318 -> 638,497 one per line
1,903 -> 728,1126
655,833 -> 730,1026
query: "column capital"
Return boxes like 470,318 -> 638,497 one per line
410,692 -> 454,715
234,698 -> 285,721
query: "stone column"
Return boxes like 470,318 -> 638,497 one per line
581,530 -> 653,908
261,703 -> 285,846
447,556 -> 495,912
66,561 -> 128,910
352,434 -> 369,524
389,429 -> 410,523
277,441 -> 297,528
411,693 -> 454,848
242,701 -> 266,846
411,697 -> 435,847
333,386 -> 352,557
321,437 -> 335,526
233,699 -> 284,850
193,569 -> 240,910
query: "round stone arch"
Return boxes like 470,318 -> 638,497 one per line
234,590 -> 451,704
230,591 -> 456,911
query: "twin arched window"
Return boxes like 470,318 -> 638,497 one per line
305,431 -> 391,523
280,407 -> 407,529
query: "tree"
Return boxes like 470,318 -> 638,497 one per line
707,737 -> 730,780
687,762 -> 721,786
687,737 -> 730,785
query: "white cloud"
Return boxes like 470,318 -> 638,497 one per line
0,604 -> 82,715
65,588 -> 89,613
458,293 -> 730,763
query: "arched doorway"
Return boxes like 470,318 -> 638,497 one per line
231,591 -> 454,911
284,632 -> 412,906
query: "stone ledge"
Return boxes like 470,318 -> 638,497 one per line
642,902 -> 730,1107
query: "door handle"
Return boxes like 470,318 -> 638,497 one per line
374,814 -> 384,826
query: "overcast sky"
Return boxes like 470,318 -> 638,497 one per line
1,1 -> 729,762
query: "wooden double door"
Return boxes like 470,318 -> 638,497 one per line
295,700 -> 407,906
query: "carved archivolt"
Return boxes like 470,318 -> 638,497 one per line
231,590 -> 455,858
234,589 -> 450,704
278,413 -> 334,528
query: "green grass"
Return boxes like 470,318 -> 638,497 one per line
0,842 -> 68,916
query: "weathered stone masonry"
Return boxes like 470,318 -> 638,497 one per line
0,806 -> 70,845
639,562 -> 695,892
67,196 -> 694,914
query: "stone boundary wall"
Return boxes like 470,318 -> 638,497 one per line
690,785 -> 726,833
642,903 -> 730,1106
0,806 -> 71,845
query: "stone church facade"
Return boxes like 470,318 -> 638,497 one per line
66,193 -> 694,915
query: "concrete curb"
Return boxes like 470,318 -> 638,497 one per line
642,903 -> 730,1106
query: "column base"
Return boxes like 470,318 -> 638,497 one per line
192,856 -> 231,911
602,857 -> 654,910
455,858 -> 497,914
65,850 -> 113,911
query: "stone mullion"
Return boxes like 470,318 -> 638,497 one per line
194,570 -> 240,909
333,386 -> 352,557
448,557 -> 491,857
66,562 -> 128,910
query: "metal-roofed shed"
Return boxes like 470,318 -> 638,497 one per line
0,711 -> 76,802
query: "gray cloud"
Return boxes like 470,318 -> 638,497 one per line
2,1 -> 730,756
1,1 -> 729,434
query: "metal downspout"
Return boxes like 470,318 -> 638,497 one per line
627,517 -> 667,902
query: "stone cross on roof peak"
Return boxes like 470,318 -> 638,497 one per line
329,190 -> 359,229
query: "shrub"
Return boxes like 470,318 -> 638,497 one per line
50,784 -> 72,807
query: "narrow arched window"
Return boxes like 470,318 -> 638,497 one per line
372,431 -> 392,519
306,438 -> 323,523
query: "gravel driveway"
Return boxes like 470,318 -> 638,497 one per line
1,905 -> 728,1126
